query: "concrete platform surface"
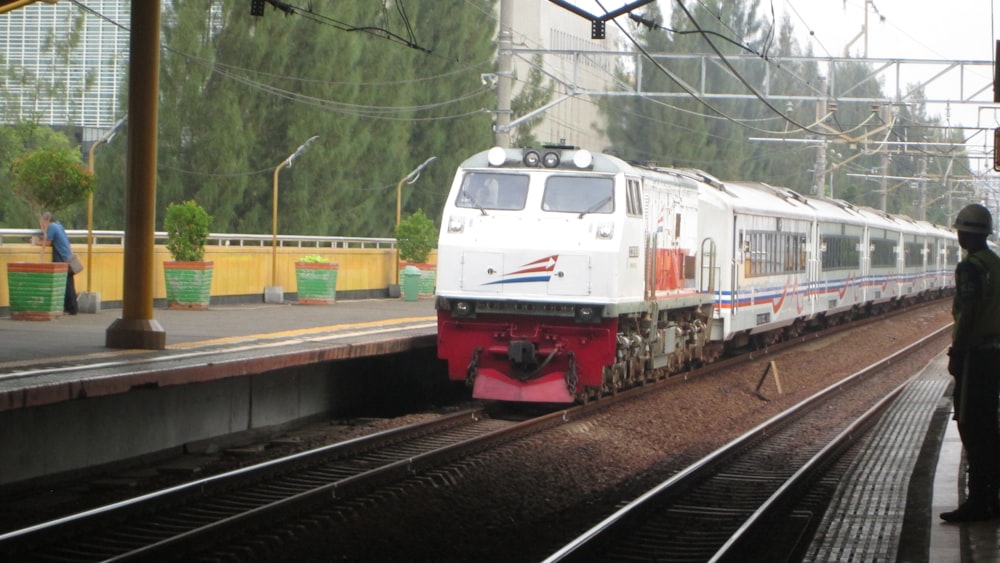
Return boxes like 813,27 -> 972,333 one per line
0,298 -> 437,412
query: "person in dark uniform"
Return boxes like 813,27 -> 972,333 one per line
941,203 -> 1000,523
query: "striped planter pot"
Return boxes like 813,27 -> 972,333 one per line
164,261 -> 213,310
6,262 -> 68,321
295,262 -> 338,304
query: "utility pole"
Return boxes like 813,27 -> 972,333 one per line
917,151 -> 928,220
879,104 -> 890,212
879,149 -> 889,212
494,0 -> 514,148
943,157 -> 955,222
813,97 -> 827,196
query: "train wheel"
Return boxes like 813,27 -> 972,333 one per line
611,364 -> 625,395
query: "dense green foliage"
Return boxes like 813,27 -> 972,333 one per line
0,0 -> 974,233
11,146 -> 95,217
395,208 -> 437,263
0,124 -> 82,223
164,200 -> 211,262
93,0 -> 497,238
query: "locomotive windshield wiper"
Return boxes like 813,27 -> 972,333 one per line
579,196 -> 612,218
461,189 -> 489,216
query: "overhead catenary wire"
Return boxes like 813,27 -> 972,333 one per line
586,0 -> 845,138
669,0 -> 841,137
255,0 -> 433,54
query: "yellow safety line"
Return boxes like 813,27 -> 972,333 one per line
0,315 -> 437,373
165,315 -> 437,350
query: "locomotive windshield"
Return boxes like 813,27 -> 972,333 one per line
543,176 -> 614,215
457,172 -> 529,211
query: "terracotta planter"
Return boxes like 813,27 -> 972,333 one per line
295,261 -> 338,304
164,260 -> 213,310
6,262 -> 68,320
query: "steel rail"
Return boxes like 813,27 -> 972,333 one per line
544,324 -> 951,562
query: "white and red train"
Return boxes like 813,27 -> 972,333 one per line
434,146 -> 958,403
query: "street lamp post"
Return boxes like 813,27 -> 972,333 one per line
265,135 -> 319,304
80,114 -> 127,314
394,156 -> 436,286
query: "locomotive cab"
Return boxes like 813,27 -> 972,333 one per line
435,146 -> 713,403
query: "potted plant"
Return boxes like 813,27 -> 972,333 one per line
163,200 -> 213,310
7,146 -> 95,320
294,254 -> 338,304
396,208 -> 437,298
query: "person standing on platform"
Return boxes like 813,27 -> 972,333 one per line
941,203 -> 1000,523
33,211 -> 78,315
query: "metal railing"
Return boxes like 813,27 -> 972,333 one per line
0,229 -> 397,249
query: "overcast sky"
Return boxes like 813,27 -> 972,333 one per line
777,0 -> 995,61
567,0 -> 995,60
779,0 -> 996,146
563,0 -> 999,169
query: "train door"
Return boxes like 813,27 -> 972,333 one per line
806,219 -> 821,315
860,224 -> 872,302
648,190 -> 685,292
733,216 -> 743,314
644,177 -> 695,297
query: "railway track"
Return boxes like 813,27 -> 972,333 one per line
0,301 -> 951,561
0,407 -> 528,561
543,324 -> 952,562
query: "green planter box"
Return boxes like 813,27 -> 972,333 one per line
295,262 -> 338,304
164,261 -> 213,310
7,262 -> 68,320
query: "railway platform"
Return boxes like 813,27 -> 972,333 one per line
0,297 -> 438,487
0,297 -> 437,411
805,350 -> 999,563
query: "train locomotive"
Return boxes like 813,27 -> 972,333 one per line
434,146 -> 958,403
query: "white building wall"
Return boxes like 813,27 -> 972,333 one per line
509,0 -> 623,151
0,1 -> 129,132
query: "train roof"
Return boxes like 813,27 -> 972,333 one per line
458,146 -> 630,175
707,180 -> 954,239
705,180 -> 819,222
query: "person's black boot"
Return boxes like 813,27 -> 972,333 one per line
940,500 -> 998,523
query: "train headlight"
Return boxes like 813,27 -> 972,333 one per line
542,151 -> 561,168
523,150 -> 541,167
447,216 -> 465,233
574,305 -> 602,323
487,146 -> 507,166
572,150 -> 593,169
452,300 -> 475,318
595,222 -> 614,240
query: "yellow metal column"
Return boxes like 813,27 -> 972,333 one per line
106,0 -> 166,349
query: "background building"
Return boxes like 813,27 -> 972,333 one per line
0,1 -> 618,149
508,0 -> 622,150
0,0 -> 129,142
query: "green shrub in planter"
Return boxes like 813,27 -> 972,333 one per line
164,200 -> 211,262
163,200 -> 213,309
11,147 -> 95,216
396,209 -> 437,296
395,208 -> 436,264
